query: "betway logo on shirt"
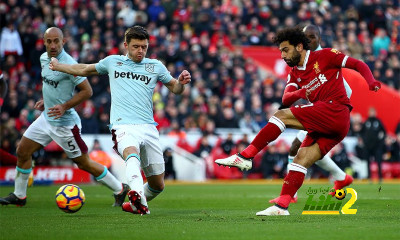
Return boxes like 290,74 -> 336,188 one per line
43,77 -> 60,88
114,71 -> 152,85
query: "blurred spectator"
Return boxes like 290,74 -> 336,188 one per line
0,21 -> 23,58
89,139 -> 112,170
239,112 -> 261,133
330,143 -> 351,174
163,147 -> 176,180
372,28 -> 390,57
194,134 -> 213,158
261,144 -> 286,179
221,133 -> 235,155
361,107 -> 386,180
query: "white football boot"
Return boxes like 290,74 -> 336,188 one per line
256,205 -> 290,216
215,154 -> 252,171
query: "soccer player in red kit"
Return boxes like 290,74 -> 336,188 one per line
215,27 -> 381,215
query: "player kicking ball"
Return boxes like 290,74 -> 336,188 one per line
50,26 -> 191,215
215,26 -> 380,215
269,25 -> 354,204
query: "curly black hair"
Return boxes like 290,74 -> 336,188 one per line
124,25 -> 149,43
273,27 -> 310,50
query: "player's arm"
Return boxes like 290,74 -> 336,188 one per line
164,70 -> 191,94
282,83 -> 310,106
343,57 -> 381,92
49,58 -> 99,77
47,79 -> 93,119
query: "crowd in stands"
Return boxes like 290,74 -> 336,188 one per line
1,0 -> 400,178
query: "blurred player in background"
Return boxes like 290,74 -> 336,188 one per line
0,27 -> 129,207
50,26 -> 191,215
216,26 -> 381,215
269,25 -> 354,204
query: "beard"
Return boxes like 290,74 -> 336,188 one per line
285,51 -> 301,67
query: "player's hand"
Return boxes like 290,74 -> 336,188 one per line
34,100 -> 44,111
47,104 -> 67,119
178,70 -> 191,85
369,81 -> 381,92
49,57 -> 59,71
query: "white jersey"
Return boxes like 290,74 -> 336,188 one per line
40,49 -> 86,126
95,55 -> 173,127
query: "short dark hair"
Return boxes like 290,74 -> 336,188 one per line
125,25 -> 149,43
273,27 -> 310,50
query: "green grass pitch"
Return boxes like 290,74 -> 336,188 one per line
1,181 -> 399,240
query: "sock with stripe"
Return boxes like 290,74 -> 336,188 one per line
125,153 -> 147,206
95,166 -> 123,195
241,116 -> 286,159
14,167 -> 32,199
143,182 -> 163,202
276,163 -> 307,208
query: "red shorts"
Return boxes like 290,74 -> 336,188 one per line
290,101 -> 350,156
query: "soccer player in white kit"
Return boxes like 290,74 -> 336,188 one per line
50,26 -> 191,215
0,28 -> 129,207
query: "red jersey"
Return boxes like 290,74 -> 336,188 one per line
286,48 -> 351,107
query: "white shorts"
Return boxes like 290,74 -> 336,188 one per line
296,130 -> 307,142
24,113 -> 88,159
111,124 -> 165,177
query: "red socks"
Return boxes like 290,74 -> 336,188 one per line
240,117 -> 285,159
277,170 -> 306,208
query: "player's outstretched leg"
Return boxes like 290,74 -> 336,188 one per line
121,153 -> 149,215
122,190 -> 150,215
215,153 -> 252,171
315,154 -> 353,196
113,183 -> 130,207
216,116 -> 286,171
73,154 -> 127,206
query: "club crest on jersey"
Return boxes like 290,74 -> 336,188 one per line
297,78 -> 301,82
145,63 -> 155,73
313,62 -> 321,74
330,48 -> 341,54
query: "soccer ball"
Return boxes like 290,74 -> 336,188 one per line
55,184 -> 85,213
335,189 -> 346,200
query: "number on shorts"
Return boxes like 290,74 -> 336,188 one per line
67,141 -> 76,151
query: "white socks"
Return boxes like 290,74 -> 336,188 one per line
144,182 -> 162,202
14,167 -> 31,199
125,154 -> 147,206
315,155 -> 346,181
95,166 -> 123,194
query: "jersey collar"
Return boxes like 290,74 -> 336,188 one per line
297,50 -> 310,71
124,54 -> 145,63
315,45 -> 322,51
52,49 -> 65,60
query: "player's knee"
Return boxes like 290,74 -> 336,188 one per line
150,181 -> 165,192
293,148 -> 307,165
273,110 -> 285,120
73,157 -> 91,171
16,145 -> 31,161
